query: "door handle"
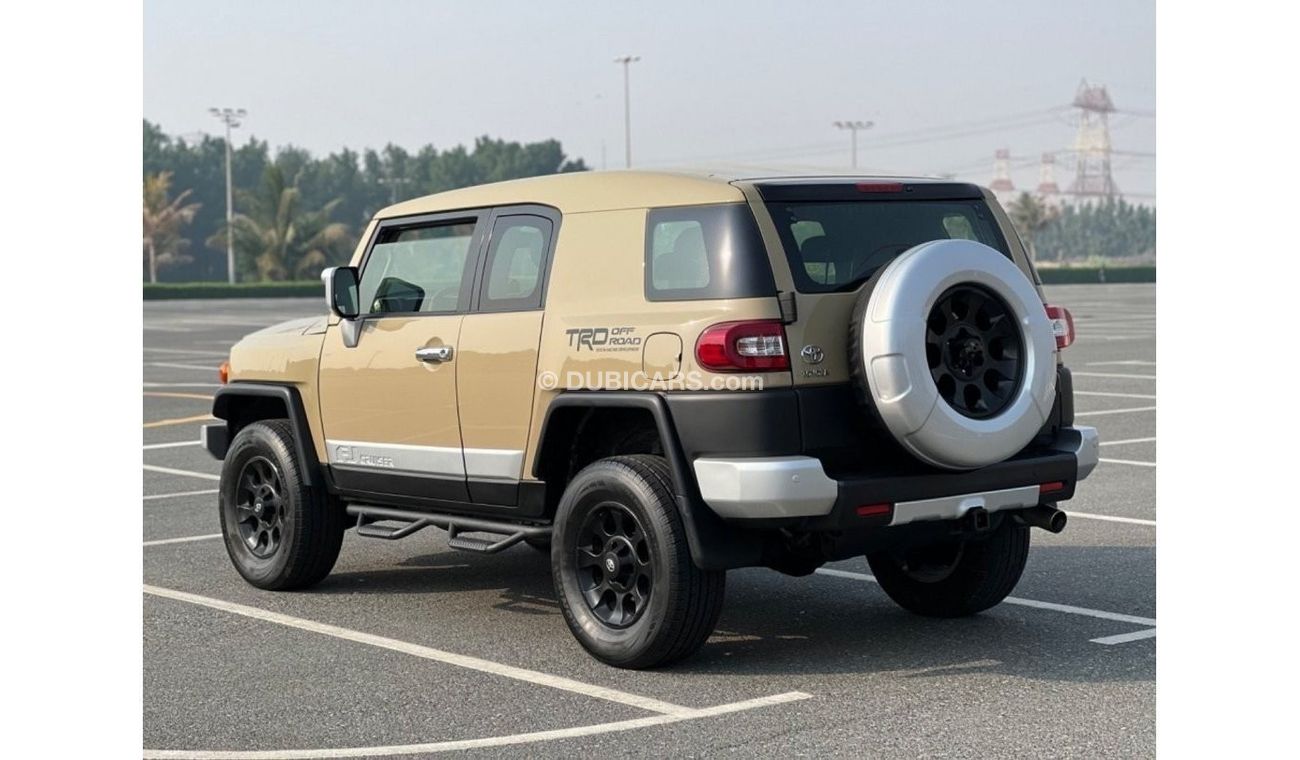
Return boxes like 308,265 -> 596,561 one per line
415,346 -> 454,363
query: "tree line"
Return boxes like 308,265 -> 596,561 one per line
1007,192 -> 1156,266
142,120 -> 588,282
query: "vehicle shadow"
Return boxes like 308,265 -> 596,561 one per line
312,538 -> 1154,684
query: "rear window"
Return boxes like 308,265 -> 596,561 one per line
765,200 -> 1010,293
645,204 -> 777,301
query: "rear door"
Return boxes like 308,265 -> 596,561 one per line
317,211 -> 487,502
741,182 -> 1016,387
454,206 -> 559,508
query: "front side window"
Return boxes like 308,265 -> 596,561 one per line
359,221 -> 478,314
644,204 -> 776,302
480,215 -> 553,311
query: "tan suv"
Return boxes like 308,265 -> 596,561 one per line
202,170 -> 1098,669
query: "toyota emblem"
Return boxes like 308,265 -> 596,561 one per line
800,344 -> 825,365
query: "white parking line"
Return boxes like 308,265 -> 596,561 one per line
1100,457 -> 1157,468
144,383 -> 226,389
1073,335 -> 1155,342
143,691 -> 811,759
1072,371 -> 1156,380
1101,436 -> 1157,446
144,464 -> 220,481
814,568 -> 1155,644
144,533 -> 222,547
144,441 -> 201,450
1067,511 -> 1156,527
1090,628 -> 1158,645
1075,391 -> 1157,400
143,490 -> 219,502
144,584 -> 810,724
1075,406 -> 1157,417
1087,360 -> 1157,366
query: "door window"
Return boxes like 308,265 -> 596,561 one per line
359,221 -> 479,315
479,215 -> 553,311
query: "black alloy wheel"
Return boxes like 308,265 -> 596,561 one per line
925,284 -> 1025,419
575,503 -> 653,628
218,419 -> 345,591
233,456 -> 286,558
551,455 -> 725,668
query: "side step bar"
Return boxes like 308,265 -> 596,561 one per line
345,504 -> 551,554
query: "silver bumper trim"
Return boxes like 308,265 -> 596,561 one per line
889,484 -> 1041,527
693,456 -> 837,519
1053,425 -> 1100,481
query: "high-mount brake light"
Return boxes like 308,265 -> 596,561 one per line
855,182 -> 905,193
1044,305 -> 1075,349
695,320 -> 790,372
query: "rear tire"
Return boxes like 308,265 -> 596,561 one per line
219,419 -> 345,590
552,455 -> 725,669
866,519 -> 1029,617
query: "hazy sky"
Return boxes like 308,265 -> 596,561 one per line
144,0 -> 1155,198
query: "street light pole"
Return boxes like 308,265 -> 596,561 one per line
832,120 -> 874,169
614,55 -> 640,168
209,107 -> 247,283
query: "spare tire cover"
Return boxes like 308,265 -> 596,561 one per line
852,239 -> 1056,470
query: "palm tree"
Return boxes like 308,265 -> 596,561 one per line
213,165 -> 351,281
143,172 -> 201,283
1007,192 -> 1060,263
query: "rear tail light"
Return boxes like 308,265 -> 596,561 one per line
1045,305 -> 1075,349
218,360 -> 231,385
695,320 -> 790,372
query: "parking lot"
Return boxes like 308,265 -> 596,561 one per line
143,283 -> 1155,758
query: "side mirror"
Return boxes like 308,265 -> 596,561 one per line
322,266 -> 360,319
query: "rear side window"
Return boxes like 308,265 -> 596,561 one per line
645,204 -> 777,302
480,214 -> 553,311
765,200 -> 1010,293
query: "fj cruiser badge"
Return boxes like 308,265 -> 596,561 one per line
800,344 -> 825,365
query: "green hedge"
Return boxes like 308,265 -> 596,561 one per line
1037,266 -> 1155,284
143,281 -> 324,300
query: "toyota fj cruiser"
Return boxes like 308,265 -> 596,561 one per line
202,170 -> 1098,669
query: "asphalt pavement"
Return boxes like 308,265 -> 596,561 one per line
142,283 -> 1156,758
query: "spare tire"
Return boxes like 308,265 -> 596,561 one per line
849,239 -> 1056,470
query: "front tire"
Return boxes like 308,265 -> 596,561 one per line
866,519 -> 1029,617
219,419 -> 345,590
552,455 -> 725,669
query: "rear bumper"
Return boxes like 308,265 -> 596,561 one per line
693,425 -> 1098,526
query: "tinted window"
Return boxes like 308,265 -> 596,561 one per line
765,200 -> 1009,293
644,204 -> 776,301
481,215 -> 552,311
360,222 -> 478,314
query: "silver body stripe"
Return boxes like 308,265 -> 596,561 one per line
463,448 -> 526,481
325,440 -> 524,481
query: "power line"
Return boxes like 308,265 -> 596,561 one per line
641,107 -> 1069,167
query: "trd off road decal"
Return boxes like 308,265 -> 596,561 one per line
565,326 -> 642,353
